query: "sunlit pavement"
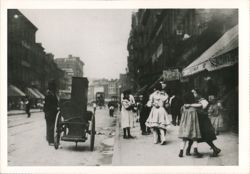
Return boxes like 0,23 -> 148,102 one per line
112,114 -> 238,166
7,108 -> 238,166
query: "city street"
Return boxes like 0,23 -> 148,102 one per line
5,8 -> 244,171
8,107 -> 116,166
8,108 -> 238,166
112,114 -> 238,166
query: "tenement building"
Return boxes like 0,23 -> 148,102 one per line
8,9 -> 64,109
127,9 -> 238,132
54,55 -> 85,90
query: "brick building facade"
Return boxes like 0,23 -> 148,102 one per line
54,55 -> 84,90
8,9 -> 64,109
127,9 -> 238,132
127,9 -> 238,94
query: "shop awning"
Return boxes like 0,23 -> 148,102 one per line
8,85 -> 26,97
27,88 -> 41,99
33,88 -> 45,99
182,25 -> 238,77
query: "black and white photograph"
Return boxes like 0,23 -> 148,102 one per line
1,0 -> 249,174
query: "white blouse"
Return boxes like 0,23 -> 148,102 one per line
147,90 -> 168,108
199,98 -> 209,109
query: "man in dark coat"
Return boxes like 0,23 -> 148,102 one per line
139,94 -> 151,135
25,96 -> 31,118
108,101 -> 115,117
44,80 -> 58,146
169,91 -> 183,126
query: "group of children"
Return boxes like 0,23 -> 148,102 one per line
178,90 -> 222,158
120,83 -> 223,157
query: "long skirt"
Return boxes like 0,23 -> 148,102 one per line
145,106 -> 171,130
197,112 -> 217,142
178,108 -> 201,140
121,108 -> 134,129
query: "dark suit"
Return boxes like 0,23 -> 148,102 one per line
25,99 -> 31,117
139,96 -> 151,134
108,102 -> 115,117
170,96 -> 182,125
44,90 -> 58,144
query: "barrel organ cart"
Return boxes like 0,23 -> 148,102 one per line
54,77 -> 95,151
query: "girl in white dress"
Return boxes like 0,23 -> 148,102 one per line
121,90 -> 135,139
145,84 -> 171,144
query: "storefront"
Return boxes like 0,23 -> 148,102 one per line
8,85 -> 26,110
162,68 -> 183,95
26,87 -> 43,108
182,25 -> 238,132
146,69 -> 184,96
33,88 -> 45,110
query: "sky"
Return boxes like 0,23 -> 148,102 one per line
20,9 -> 134,79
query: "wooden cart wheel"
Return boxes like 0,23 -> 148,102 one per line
54,111 -> 61,150
90,114 -> 95,151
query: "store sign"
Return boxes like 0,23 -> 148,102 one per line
163,69 -> 180,81
182,62 -> 207,77
209,53 -> 237,68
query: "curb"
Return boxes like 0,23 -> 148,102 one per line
8,110 -> 42,116
112,110 -> 121,166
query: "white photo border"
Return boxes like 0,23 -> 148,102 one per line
0,0 -> 249,173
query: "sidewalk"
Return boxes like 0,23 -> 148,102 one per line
112,114 -> 238,166
8,109 -> 42,116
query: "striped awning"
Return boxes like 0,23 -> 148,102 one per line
27,88 -> 41,99
33,88 -> 45,99
8,85 -> 26,97
182,25 -> 238,77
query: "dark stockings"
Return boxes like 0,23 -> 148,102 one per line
206,141 -> 216,148
187,140 -> 221,156
186,140 -> 193,155
123,127 -> 134,139
207,141 -> 221,156
123,128 -> 127,138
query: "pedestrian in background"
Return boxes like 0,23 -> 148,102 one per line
19,99 -> 24,110
25,96 -> 31,118
93,101 -> 97,113
128,90 -> 136,128
208,96 -> 224,135
169,90 -> 183,126
121,90 -> 135,139
145,83 -> 171,145
108,101 -> 115,117
136,95 -> 144,122
44,80 -> 59,146
138,94 -> 151,135
178,92 -> 202,158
